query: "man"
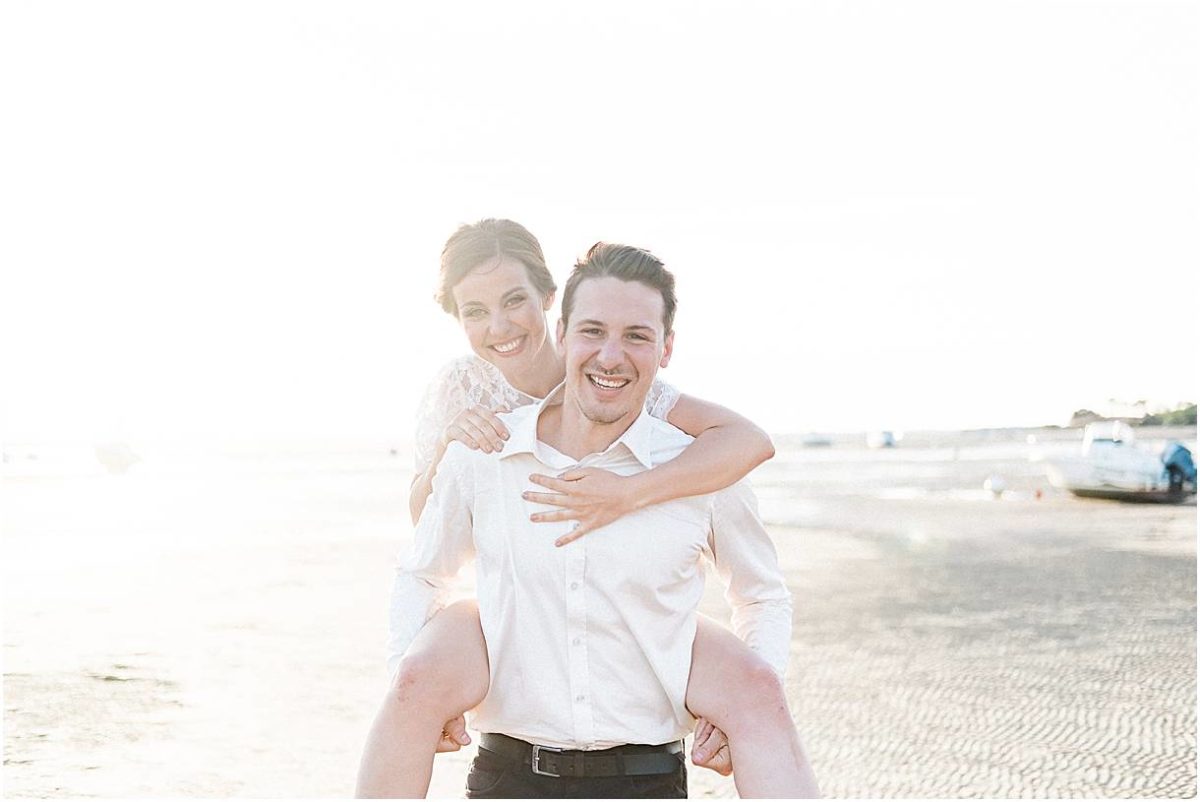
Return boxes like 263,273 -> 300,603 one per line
390,243 -> 797,798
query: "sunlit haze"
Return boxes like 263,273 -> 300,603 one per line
4,1 -> 1196,443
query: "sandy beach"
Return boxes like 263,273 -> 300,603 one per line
3,427 -> 1195,798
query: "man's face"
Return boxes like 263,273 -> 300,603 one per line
558,276 -> 674,428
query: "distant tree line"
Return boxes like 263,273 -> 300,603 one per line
1070,403 -> 1196,427
1140,403 -> 1197,426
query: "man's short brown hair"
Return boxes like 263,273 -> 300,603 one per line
561,243 -> 677,333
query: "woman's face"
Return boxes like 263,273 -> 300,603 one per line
451,256 -> 555,376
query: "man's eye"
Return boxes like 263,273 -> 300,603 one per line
581,328 -> 602,336
463,309 -> 486,320
627,333 -> 648,342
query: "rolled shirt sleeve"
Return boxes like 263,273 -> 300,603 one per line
706,481 -> 794,679
387,445 -> 477,677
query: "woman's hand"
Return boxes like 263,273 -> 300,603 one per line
524,468 -> 639,546
691,717 -> 732,775
441,405 -> 509,454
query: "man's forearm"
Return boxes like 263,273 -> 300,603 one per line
386,571 -> 442,677
729,595 -> 793,679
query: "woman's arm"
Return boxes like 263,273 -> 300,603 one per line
526,393 -> 774,545
410,405 -> 509,524
657,392 -> 776,494
409,449 -> 447,525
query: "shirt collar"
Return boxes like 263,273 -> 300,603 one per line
502,382 -> 657,470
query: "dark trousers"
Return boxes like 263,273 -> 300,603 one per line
465,744 -> 688,799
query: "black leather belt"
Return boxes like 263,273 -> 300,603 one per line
479,733 -> 684,778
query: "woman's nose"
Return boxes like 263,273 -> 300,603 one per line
487,311 -> 511,336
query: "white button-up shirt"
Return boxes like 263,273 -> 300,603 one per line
388,387 -> 792,750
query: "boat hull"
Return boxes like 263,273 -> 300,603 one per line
1066,487 -> 1188,503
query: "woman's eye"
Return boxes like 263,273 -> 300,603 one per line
505,295 -> 526,307
463,309 -> 486,320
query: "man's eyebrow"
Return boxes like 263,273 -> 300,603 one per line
572,319 -> 658,335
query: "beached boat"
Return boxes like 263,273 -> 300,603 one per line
1045,421 -> 1196,502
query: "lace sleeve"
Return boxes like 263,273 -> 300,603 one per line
413,356 -> 528,474
414,360 -> 464,476
645,377 -> 681,421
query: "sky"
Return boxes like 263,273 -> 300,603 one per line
3,1 -> 1197,443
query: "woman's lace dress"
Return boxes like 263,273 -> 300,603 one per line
414,355 -> 681,474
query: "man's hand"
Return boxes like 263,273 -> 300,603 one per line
691,717 -> 732,776
436,714 -> 472,752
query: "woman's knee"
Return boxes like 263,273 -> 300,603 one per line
390,651 -> 486,717
722,654 -> 790,725
389,651 -> 448,702
389,604 -> 490,713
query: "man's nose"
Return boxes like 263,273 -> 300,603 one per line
595,337 -> 624,369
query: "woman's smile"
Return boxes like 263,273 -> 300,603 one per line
489,335 -> 527,356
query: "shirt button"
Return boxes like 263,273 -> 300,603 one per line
570,582 -> 579,590
572,637 -> 581,646
575,694 -> 585,702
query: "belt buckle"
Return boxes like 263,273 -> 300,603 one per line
531,744 -> 563,777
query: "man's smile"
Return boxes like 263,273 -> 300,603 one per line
586,373 -> 632,391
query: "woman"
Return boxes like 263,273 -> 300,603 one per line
357,219 -> 818,798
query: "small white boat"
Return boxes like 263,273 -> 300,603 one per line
866,431 -> 896,449
1045,422 -> 1196,502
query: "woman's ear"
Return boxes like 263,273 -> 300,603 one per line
542,290 -> 556,311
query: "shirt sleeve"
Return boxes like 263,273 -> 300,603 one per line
387,444 -> 477,677
705,482 -> 793,679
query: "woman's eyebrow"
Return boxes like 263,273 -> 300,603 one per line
459,286 -> 526,309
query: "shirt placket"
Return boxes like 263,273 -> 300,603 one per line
565,457 -> 596,747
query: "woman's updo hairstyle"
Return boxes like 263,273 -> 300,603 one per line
436,219 -> 556,317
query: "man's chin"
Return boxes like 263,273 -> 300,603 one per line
579,403 -> 634,426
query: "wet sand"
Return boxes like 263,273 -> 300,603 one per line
3,431 -> 1195,797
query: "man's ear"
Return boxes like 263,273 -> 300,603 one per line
542,290 -> 556,312
659,330 -> 674,368
556,317 -> 566,347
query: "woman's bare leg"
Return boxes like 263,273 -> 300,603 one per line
686,616 -> 820,798
355,600 -> 489,798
